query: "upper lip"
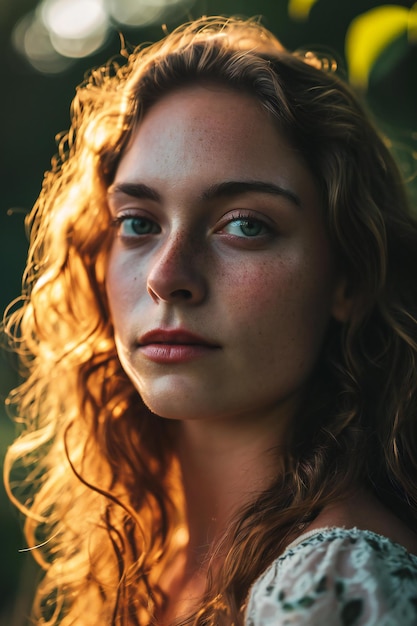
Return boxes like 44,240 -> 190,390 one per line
138,328 -> 220,347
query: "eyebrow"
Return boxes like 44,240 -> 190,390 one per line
108,182 -> 161,202
202,180 -> 301,207
108,180 -> 301,208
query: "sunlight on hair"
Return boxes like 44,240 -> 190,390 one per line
111,402 -> 126,420
288,0 -> 319,21
346,5 -> 417,88
84,118 -> 112,153
172,524 -> 189,550
19,531 -> 61,553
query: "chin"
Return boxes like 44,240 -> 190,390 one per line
137,389 -> 201,421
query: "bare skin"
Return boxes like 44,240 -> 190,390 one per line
157,423 -> 417,625
306,488 -> 417,554
157,417 -> 284,624
158,490 -> 417,624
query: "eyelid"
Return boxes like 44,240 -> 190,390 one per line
222,208 -> 275,223
217,210 -> 276,234
111,204 -> 151,216
111,207 -> 158,223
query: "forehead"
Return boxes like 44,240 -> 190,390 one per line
113,84 -> 316,202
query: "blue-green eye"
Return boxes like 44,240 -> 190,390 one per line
115,216 -> 160,237
223,217 -> 269,238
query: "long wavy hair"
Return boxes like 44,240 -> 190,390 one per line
4,15 -> 417,626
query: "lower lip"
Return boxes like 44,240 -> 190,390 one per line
139,344 -> 218,364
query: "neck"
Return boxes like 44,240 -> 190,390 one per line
172,411 -> 288,564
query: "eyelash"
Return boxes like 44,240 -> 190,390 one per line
111,211 -> 274,240
220,211 -> 273,238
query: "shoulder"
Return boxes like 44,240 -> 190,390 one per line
244,527 -> 417,626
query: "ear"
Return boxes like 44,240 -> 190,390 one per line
331,277 -> 354,323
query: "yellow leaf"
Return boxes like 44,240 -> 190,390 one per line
409,2 -> 417,41
288,0 -> 319,21
346,5 -> 413,89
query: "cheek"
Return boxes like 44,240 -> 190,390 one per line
220,257 -> 300,319
105,251 -> 138,331
223,255 -> 334,346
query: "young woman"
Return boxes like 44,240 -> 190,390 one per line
4,16 -> 417,626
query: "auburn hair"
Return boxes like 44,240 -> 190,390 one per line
4,16 -> 417,625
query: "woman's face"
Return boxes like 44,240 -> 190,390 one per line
106,85 -> 348,427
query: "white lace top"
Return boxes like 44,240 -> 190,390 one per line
245,527 -> 417,625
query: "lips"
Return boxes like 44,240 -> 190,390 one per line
139,328 -> 218,347
137,328 -> 220,364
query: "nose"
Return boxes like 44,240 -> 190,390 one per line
146,231 -> 207,305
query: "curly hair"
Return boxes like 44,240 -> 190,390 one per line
4,15 -> 417,625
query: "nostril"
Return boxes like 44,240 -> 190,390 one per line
171,289 -> 193,300
147,262 -> 207,304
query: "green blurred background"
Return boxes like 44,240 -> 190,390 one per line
1,0 -> 416,623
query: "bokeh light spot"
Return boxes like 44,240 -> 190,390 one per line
106,0 -> 165,27
106,0 -> 194,28
41,0 -> 109,58
288,0 -> 319,21
42,0 -> 108,39
12,10 -> 74,73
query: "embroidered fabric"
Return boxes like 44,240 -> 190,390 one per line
244,527 -> 417,625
